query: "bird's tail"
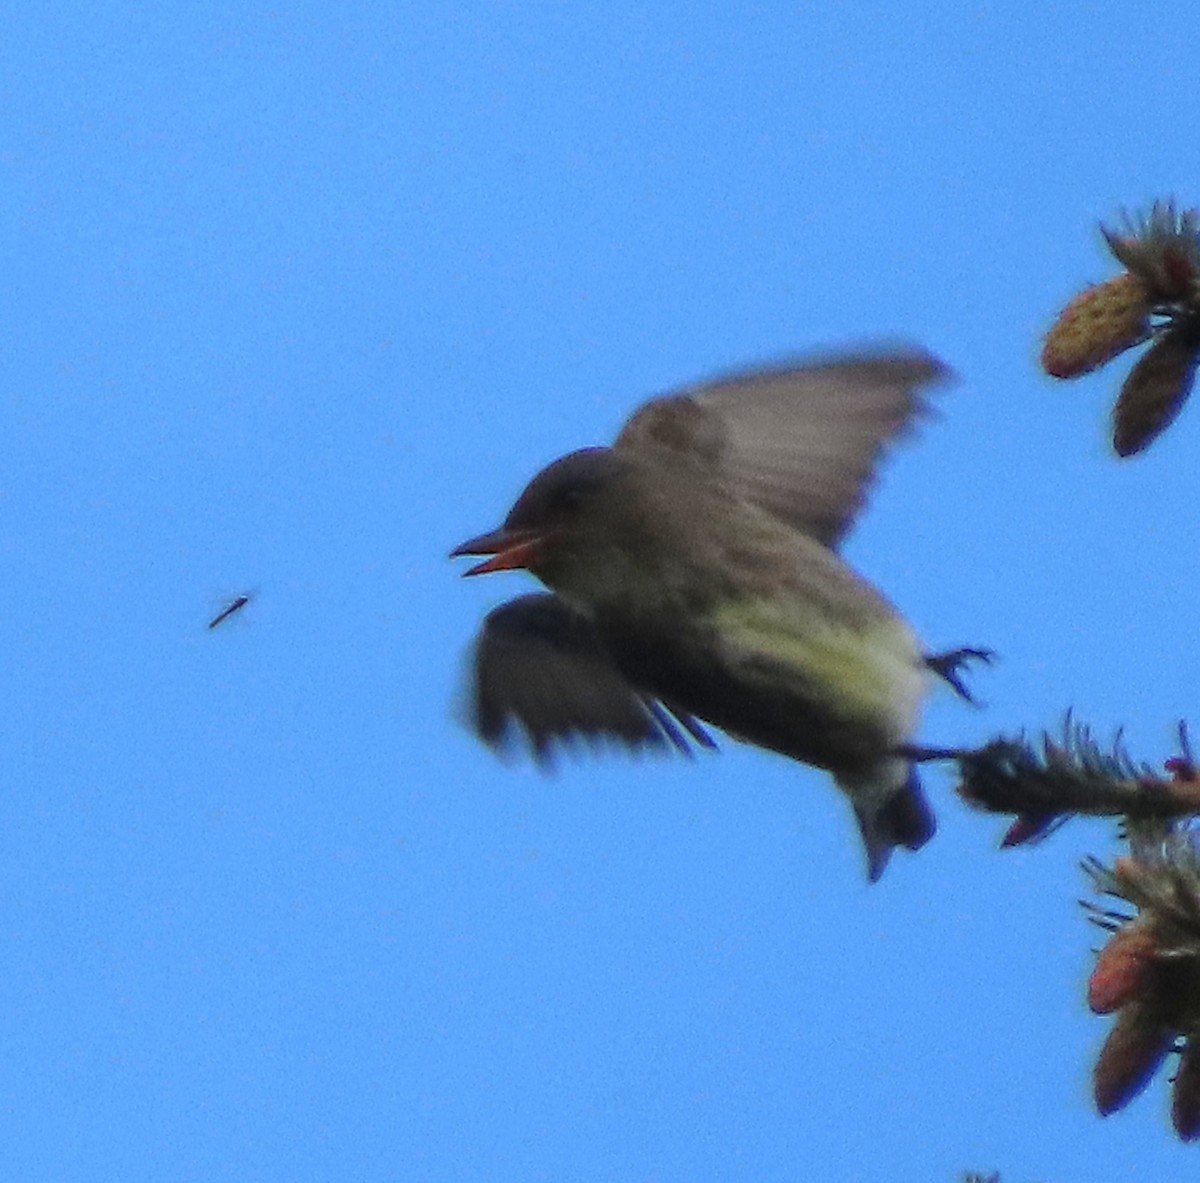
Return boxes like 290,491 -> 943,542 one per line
839,760 -> 936,883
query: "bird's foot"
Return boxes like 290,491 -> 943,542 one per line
897,743 -> 970,764
925,646 -> 995,705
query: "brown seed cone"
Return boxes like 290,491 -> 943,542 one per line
1173,1040 -> 1200,1140
1094,998 -> 1175,1116
1089,921 -> 1160,1014
1112,323 -> 1200,456
1042,273 -> 1153,378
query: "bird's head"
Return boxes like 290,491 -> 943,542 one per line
451,447 -> 628,586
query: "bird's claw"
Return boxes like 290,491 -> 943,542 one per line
925,646 -> 995,705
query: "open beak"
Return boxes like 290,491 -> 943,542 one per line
450,527 -> 545,576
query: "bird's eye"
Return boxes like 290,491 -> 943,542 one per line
553,487 -> 584,513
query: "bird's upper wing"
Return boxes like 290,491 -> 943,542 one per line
465,594 -> 715,765
614,349 -> 950,547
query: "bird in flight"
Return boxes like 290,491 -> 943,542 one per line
452,349 -> 987,880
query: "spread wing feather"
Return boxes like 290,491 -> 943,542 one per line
466,594 -> 714,764
615,349 -> 950,547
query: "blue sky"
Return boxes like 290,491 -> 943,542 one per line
4,3 -> 1198,1180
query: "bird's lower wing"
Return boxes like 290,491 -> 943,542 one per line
465,594 -> 715,765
